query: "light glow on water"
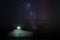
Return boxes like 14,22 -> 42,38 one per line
8,25 -> 33,37
8,29 -> 33,37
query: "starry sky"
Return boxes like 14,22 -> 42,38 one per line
0,0 -> 60,32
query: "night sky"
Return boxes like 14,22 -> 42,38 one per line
0,0 -> 60,38
0,0 -> 24,26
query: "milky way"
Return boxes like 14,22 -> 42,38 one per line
24,1 -> 37,30
23,0 -> 53,31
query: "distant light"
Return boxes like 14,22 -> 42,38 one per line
17,26 -> 21,29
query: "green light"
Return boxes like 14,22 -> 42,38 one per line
8,29 -> 33,37
8,25 -> 33,37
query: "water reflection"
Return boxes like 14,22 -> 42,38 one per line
8,26 -> 33,37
